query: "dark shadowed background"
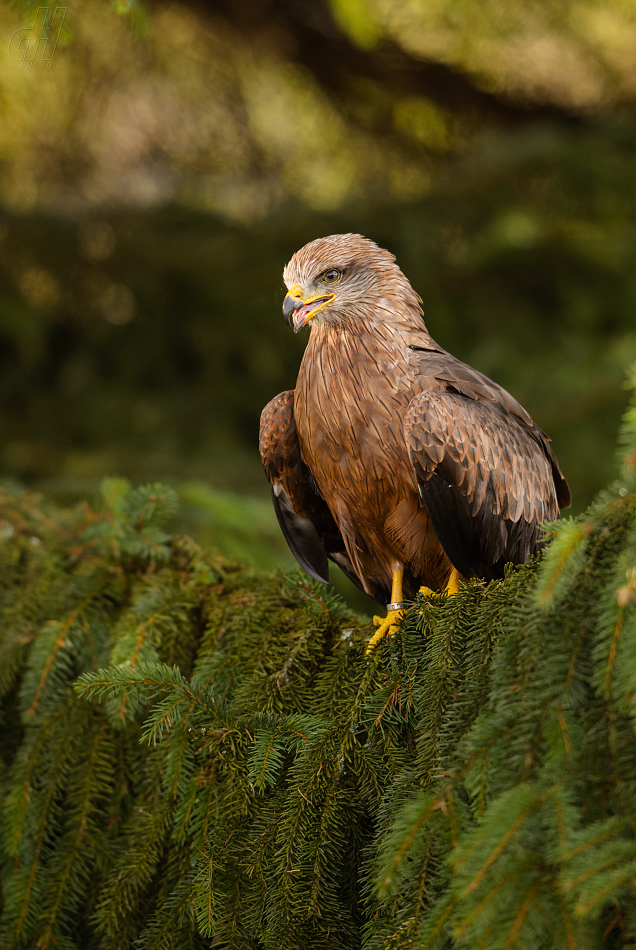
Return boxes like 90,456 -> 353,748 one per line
2,0 -> 636,606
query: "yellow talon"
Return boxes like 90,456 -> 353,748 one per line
418,567 -> 462,601
367,608 -> 404,654
367,565 -> 406,655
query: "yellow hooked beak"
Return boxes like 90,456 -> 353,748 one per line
282,284 -> 336,333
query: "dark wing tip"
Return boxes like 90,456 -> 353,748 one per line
271,487 -> 330,584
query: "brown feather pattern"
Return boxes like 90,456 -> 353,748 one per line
260,234 -> 570,605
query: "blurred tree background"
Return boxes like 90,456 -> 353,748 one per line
1,0 -> 636,590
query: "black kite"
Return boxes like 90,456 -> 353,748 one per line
259,234 -> 570,650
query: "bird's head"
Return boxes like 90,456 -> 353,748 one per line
282,233 -> 423,333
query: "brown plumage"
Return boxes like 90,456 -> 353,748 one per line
259,233 -> 570,609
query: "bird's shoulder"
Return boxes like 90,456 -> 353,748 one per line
407,342 -> 534,427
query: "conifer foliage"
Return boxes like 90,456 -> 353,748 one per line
0,381 -> 635,948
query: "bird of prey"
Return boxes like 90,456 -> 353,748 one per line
259,234 -> 570,651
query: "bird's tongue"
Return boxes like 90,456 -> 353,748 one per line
293,298 -> 328,332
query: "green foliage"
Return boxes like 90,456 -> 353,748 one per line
0,385 -> 636,946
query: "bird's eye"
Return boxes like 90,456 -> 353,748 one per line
322,269 -> 341,284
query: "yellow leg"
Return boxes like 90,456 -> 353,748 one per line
445,567 -> 461,595
367,567 -> 405,654
418,567 -> 462,600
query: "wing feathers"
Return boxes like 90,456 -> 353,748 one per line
270,485 -> 330,583
405,390 -> 562,580
260,391 -> 334,583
